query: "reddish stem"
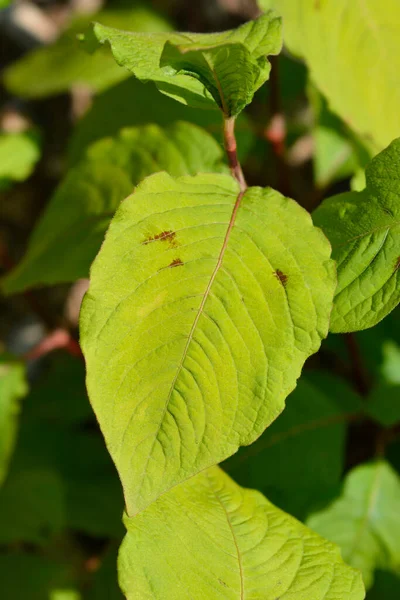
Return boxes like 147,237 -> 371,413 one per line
223,117 -> 247,192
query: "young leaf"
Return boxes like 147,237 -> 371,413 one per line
308,461 -> 400,590
82,12 -> 282,117
119,466 -> 364,599
2,122 -> 225,294
0,356 -> 27,486
313,138 -> 400,333
3,6 -> 172,98
259,0 -> 400,151
225,372 -> 362,519
80,172 -> 335,515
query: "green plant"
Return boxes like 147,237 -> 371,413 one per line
1,1 -> 400,598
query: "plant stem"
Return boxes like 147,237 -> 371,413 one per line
223,117 -> 247,191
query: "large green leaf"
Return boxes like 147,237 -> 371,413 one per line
80,172 -> 335,515
82,12 -> 282,116
313,138 -> 400,333
3,6 -> 171,98
225,372 -> 362,519
2,122 -> 226,294
119,466 -> 364,599
0,356 -> 27,486
308,461 -> 400,589
259,0 -> 400,151
68,78 -> 254,165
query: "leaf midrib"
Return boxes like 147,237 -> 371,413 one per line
135,188 -> 244,512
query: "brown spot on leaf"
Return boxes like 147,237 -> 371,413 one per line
168,258 -> 183,268
395,256 -> 400,271
143,230 -> 178,247
314,0 -> 321,8
218,579 -> 228,588
274,269 -> 288,286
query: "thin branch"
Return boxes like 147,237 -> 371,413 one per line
223,117 -> 247,191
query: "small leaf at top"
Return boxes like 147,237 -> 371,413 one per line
80,172 -> 335,515
119,466 -> 365,600
313,137 -> 400,333
81,12 -> 282,117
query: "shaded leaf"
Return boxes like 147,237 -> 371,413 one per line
225,372 -> 362,519
0,468 -> 65,545
0,553 -> 80,600
68,78 -> 254,165
80,171 -> 335,515
308,461 -> 400,589
313,138 -> 400,332
3,6 -> 171,98
82,12 -> 282,116
0,356 -> 27,486
119,466 -> 364,599
259,0 -> 400,151
367,571 -> 400,599
2,122 -> 227,294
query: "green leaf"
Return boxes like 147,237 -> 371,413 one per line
119,466 -> 364,599
259,0 -> 400,151
0,554 -> 80,600
313,138 -> 400,333
0,356 -> 27,486
225,372 -> 362,519
3,6 -> 172,98
2,122 -> 227,294
68,78 -> 254,165
0,132 -> 41,187
308,461 -> 400,589
82,12 -> 282,117
80,171 -> 335,515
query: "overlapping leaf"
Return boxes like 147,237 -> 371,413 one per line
259,0 -> 400,150
2,122 -> 226,293
82,12 -> 282,116
81,171 -> 335,515
119,466 -> 364,599
313,138 -> 400,332
308,461 -> 400,589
